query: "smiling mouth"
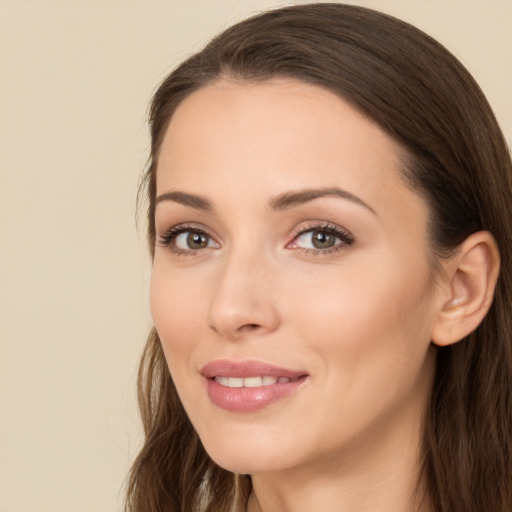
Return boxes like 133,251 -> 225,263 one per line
205,373 -> 308,412
213,375 -> 301,388
201,360 -> 309,411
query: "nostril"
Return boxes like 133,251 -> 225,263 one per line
239,323 -> 261,332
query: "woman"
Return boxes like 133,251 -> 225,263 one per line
126,3 -> 512,511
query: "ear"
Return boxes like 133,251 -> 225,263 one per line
431,231 -> 500,347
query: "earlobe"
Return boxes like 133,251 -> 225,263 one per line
431,231 -> 500,347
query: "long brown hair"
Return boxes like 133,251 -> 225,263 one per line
126,4 -> 512,511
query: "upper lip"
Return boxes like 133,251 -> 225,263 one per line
200,359 -> 307,379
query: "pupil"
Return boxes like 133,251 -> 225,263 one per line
187,232 -> 208,249
312,230 -> 334,249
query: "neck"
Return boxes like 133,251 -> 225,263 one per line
246,406 -> 432,512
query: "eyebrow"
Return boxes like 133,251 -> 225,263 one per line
155,191 -> 213,211
269,187 -> 377,215
155,186 -> 376,215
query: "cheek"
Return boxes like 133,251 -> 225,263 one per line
289,258 -> 435,383
283,265 -> 436,446
149,264 -> 206,367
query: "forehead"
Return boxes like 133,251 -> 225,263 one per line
156,78 -> 427,234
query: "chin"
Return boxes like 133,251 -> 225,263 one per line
206,451 -> 278,475
199,431 -> 291,475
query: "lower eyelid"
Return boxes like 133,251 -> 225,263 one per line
157,222 -> 353,255
288,225 -> 354,248
158,226 -> 221,253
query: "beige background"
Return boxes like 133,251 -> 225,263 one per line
1,1 -> 510,511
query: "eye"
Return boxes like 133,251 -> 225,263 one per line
157,225 -> 219,253
297,230 -> 337,249
289,224 -> 354,253
175,231 -> 213,250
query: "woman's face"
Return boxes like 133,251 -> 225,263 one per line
151,79 -> 442,476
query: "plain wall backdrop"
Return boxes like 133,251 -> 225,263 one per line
1,1 -> 510,511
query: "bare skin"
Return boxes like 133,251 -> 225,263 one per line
150,78 -> 498,512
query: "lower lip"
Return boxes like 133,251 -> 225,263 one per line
205,377 -> 307,412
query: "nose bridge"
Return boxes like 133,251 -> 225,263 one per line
207,241 -> 280,339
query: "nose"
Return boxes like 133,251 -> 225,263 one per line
207,251 -> 281,340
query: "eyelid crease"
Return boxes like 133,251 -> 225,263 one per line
156,223 -> 218,249
156,221 -> 355,258
287,221 -> 355,255
290,221 -> 354,241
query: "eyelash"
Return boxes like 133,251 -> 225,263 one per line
156,222 -> 355,256
290,222 -> 355,255
157,224 -> 215,256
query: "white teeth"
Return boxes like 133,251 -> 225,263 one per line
214,376 -> 291,388
228,377 -> 244,388
243,376 -> 263,388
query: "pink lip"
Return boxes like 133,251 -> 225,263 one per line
200,360 -> 308,413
